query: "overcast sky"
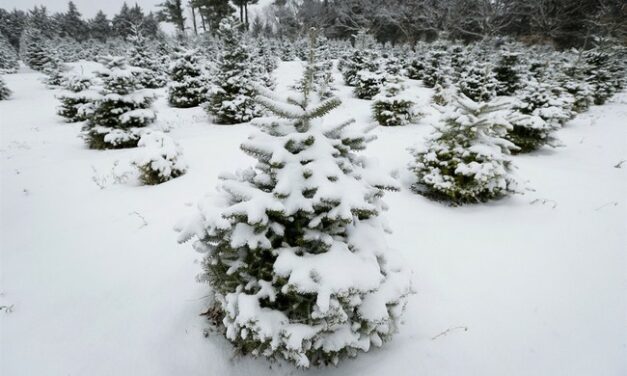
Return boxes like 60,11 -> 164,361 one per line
0,0 -> 166,18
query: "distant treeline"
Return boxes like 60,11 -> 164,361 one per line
1,0 -> 625,51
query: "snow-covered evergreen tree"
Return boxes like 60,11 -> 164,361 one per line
168,49 -> 208,108
410,94 -> 518,204
0,34 -> 19,73
207,18 -> 261,124
505,109 -> 558,154
493,51 -> 522,95
341,34 -> 379,87
19,27 -> 55,72
584,50 -> 616,105
372,76 -> 416,126
0,77 -> 11,100
514,80 -> 573,128
133,131 -> 187,185
252,37 -> 278,90
43,59 -> 69,88
354,69 -> 385,100
422,50 -> 447,89
559,62 -> 594,113
176,31 -> 412,367
293,30 -> 335,99
458,61 -> 498,102
405,55 -> 426,80
83,57 -> 156,149
57,75 -> 98,122
128,26 -> 167,89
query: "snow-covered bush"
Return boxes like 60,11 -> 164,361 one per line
410,94 -> 519,204
57,75 -> 98,122
176,32 -> 412,367
372,76 -> 416,126
133,131 -> 187,185
354,70 -> 385,99
83,57 -> 156,149
0,77 -> 11,100
207,18 -> 261,124
168,49 -> 208,108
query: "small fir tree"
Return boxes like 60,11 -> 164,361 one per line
410,94 -> 519,204
0,35 -> 19,73
458,61 -> 498,102
0,77 -> 11,100
128,26 -> 167,89
422,50 -> 447,88
19,28 -> 55,72
405,55 -> 426,80
168,49 -> 208,108
83,57 -> 156,149
176,30 -> 412,368
514,80 -> 573,127
584,50 -> 616,105
559,63 -> 594,113
207,18 -> 261,124
57,75 -> 98,122
133,131 -> 187,185
372,76 -> 417,126
353,69 -> 385,100
341,34 -> 379,87
493,51 -> 522,95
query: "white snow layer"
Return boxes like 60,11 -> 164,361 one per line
0,62 -> 626,376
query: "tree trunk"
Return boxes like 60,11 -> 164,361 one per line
200,13 -> 207,32
190,5 -> 198,35
245,3 -> 249,29
240,5 -> 244,23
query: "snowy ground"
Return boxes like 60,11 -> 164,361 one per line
1,62 -> 626,375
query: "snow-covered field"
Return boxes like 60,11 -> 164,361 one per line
1,61 -> 626,375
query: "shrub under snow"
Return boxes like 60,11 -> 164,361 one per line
133,131 -> 187,185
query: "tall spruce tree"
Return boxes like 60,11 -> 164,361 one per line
207,17 -> 260,124
157,0 -> 186,36
88,11 -> 111,42
177,29 -> 412,367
